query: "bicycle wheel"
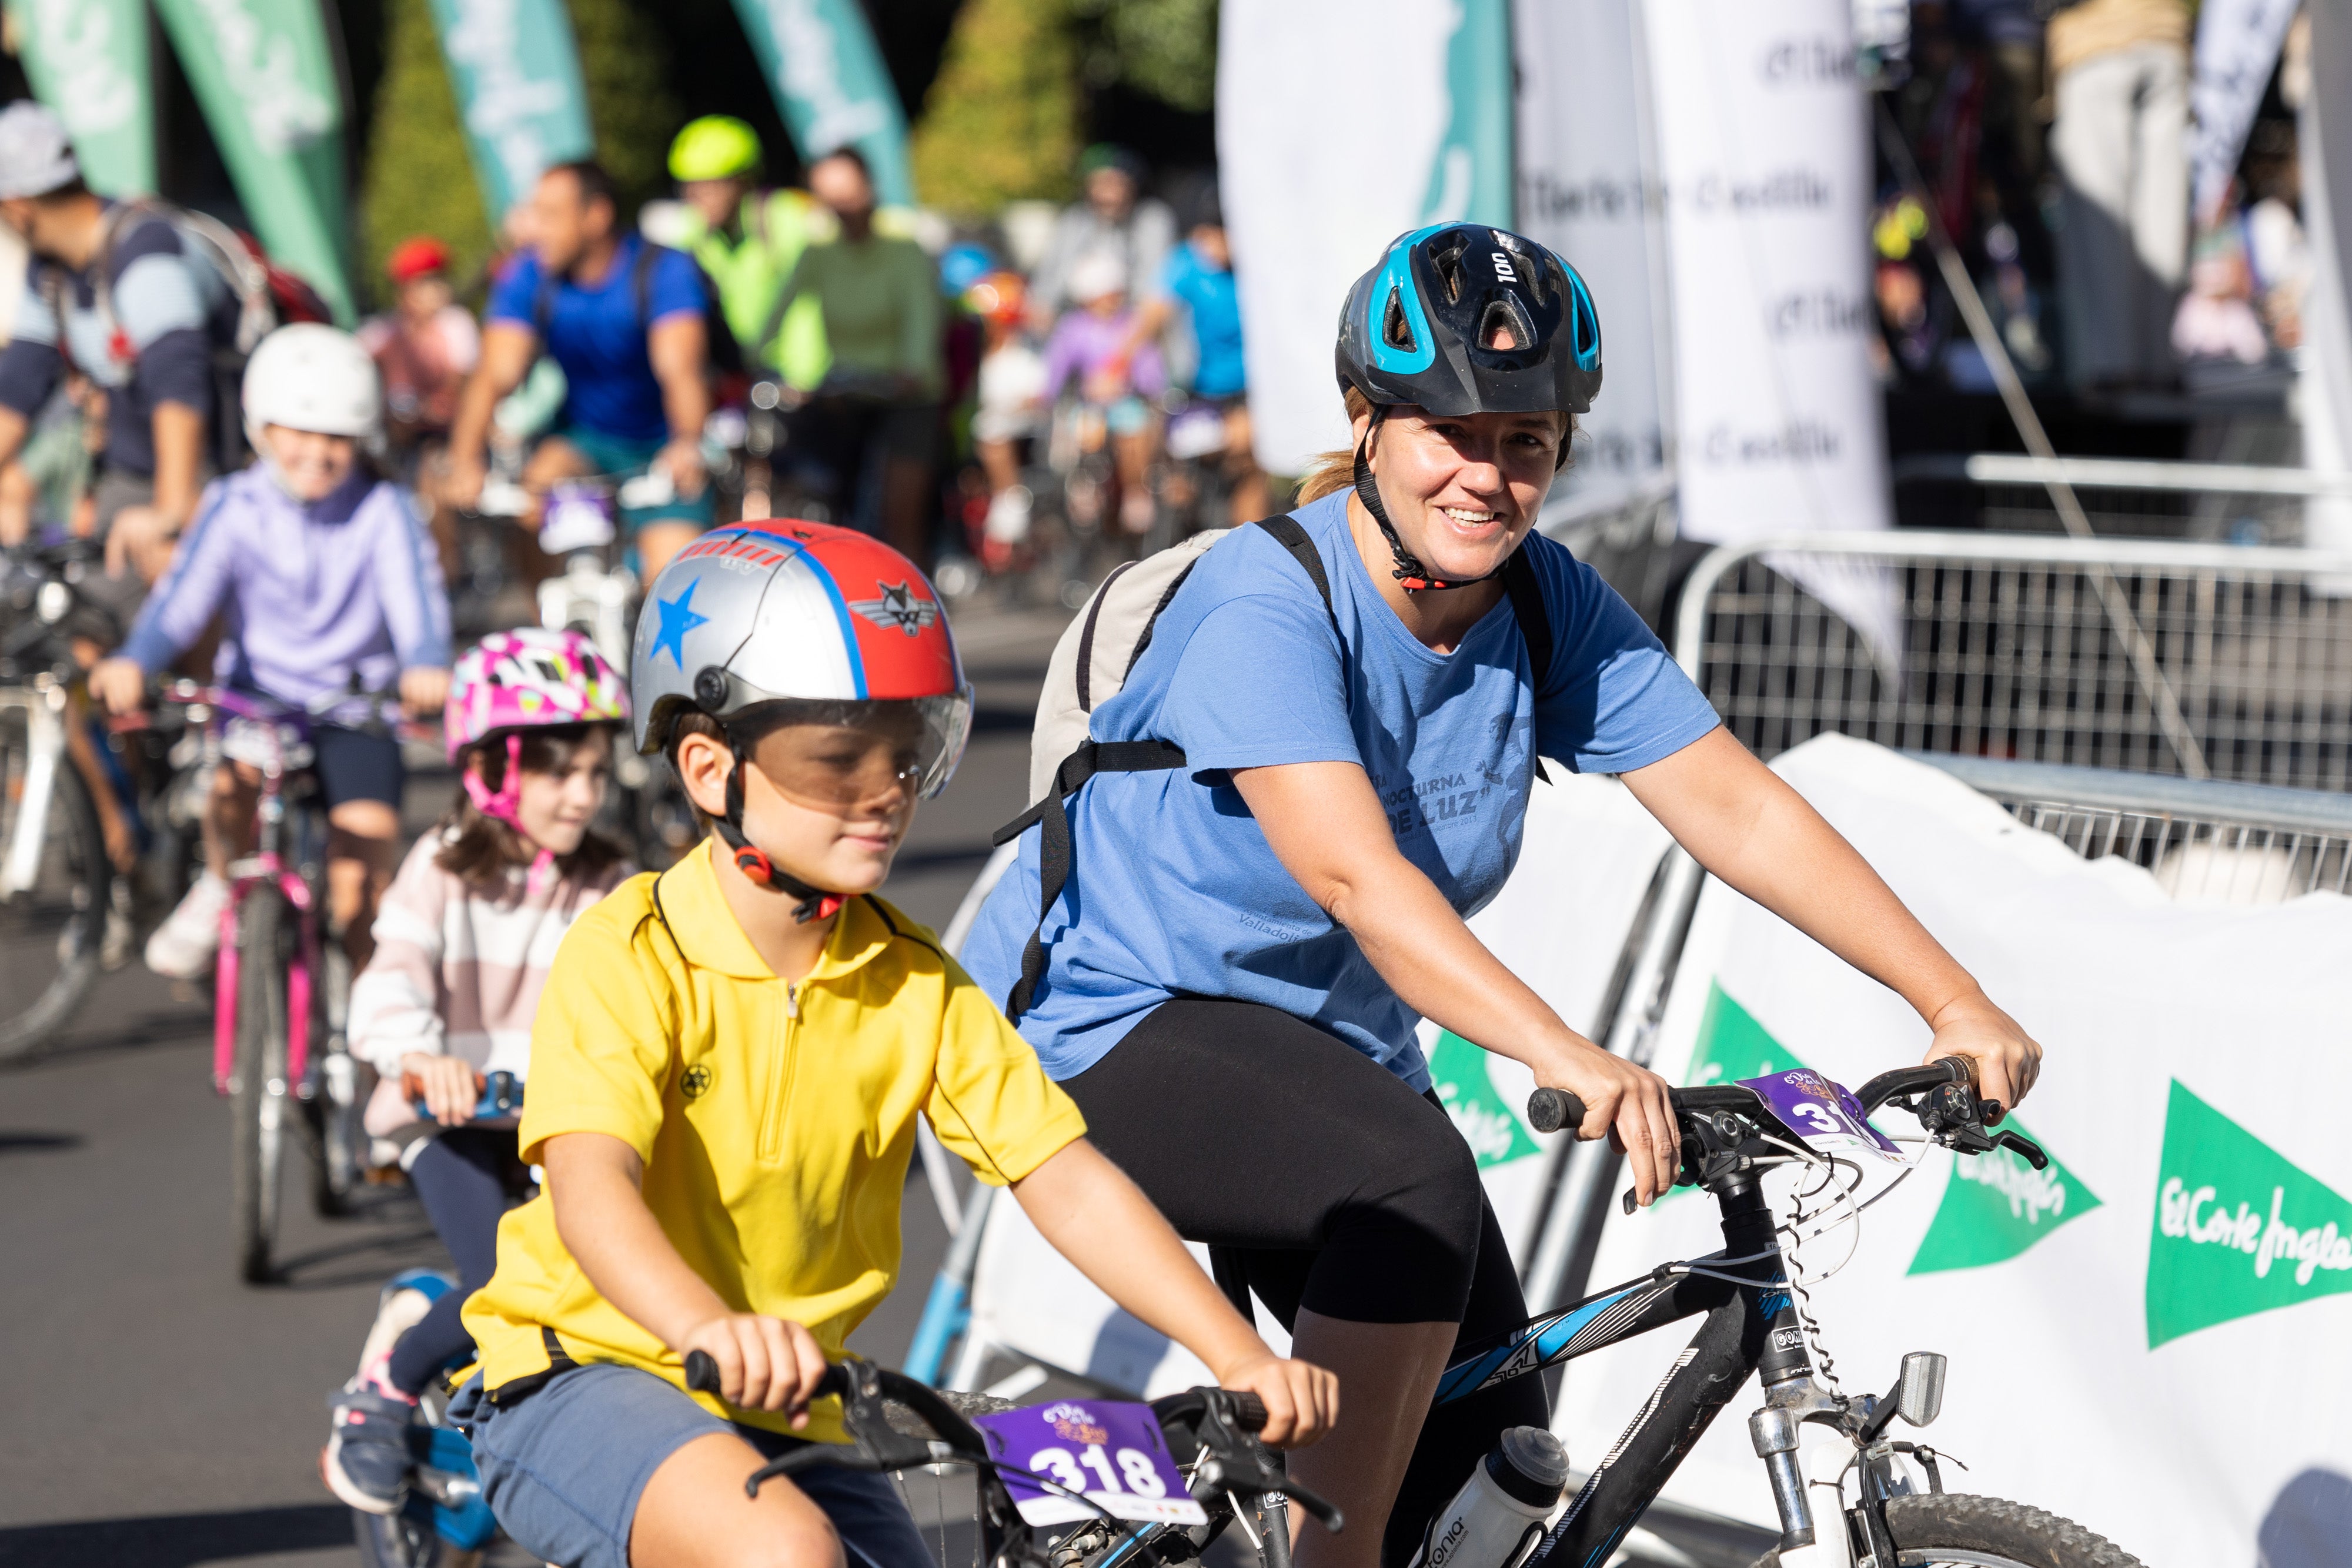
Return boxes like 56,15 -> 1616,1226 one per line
229,882 -> 292,1283
1752,1495 -> 2146,1568
0,720 -> 110,1060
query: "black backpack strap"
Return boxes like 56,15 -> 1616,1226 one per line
992,738 -> 1187,1021
633,239 -> 660,327
1250,514 -> 1341,640
1500,547 -> 1555,783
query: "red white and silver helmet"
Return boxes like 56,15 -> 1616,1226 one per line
632,521 -> 972,912
632,520 -> 971,780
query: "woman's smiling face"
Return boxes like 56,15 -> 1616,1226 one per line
1355,405 -> 1568,583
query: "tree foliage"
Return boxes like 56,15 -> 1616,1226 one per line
358,0 -> 489,309
572,0 -> 682,218
1074,0 -> 1217,114
911,0 -> 1083,214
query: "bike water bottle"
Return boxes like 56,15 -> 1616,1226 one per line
1409,1426 -> 1569,1568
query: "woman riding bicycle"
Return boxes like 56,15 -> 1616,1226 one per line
961,223 -> 2045,1568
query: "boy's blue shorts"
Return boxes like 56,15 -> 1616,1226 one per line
449,1364 -> 934,1568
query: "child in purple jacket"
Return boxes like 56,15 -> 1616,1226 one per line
90,326 -> 452,980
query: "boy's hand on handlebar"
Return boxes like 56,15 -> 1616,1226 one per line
1922,990 -> 2042,1109
1210,1349 -> 1338,1449
678,1313 -> 830,1422
88,657 -> 147,718
1543,1047 -> 1682,1206
401,1054 -> 483,1126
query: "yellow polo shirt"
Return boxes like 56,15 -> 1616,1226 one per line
462,840 -> 1087,1440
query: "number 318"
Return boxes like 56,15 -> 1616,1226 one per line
1028,1443 -> 1167,1498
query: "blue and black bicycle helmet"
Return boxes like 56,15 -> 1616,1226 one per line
1335,224 -> 1605,589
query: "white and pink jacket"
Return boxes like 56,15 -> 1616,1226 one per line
353,830 -> 632,1136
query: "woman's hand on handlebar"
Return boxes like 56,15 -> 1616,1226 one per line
1539,1046 -> 1682,1206
1208,1348 -> 1338,1450
88,657 -> 147,718
677,1312 -> 830,1422
1921,989 -> 2042,1110
401,1053 -> 483,1126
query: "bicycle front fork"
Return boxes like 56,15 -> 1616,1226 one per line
1749,1358 -> 1952,1568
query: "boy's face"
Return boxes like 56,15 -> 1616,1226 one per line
260,424 -> 358,500
679,721 -> 918,897
1190,224 -> 1229,270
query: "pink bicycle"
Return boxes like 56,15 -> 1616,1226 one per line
163,683 -> 400,1282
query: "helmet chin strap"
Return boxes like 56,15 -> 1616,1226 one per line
1351,406 -> 1509,594
715,737 -> 844,924
463,733 -> 557,894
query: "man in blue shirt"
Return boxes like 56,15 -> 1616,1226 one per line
446,161 -> 714,585
0,102 -> 236,587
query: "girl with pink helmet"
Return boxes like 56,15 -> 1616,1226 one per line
323,627 -> 634,1516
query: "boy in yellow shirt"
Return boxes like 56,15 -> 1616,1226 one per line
450,522 -> 1335,1568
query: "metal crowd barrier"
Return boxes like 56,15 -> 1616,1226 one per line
1892,453 -> 2352,546
1673,530 -> 2352,791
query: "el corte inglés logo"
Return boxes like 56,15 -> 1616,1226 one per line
2146,1079 -> 2352,1347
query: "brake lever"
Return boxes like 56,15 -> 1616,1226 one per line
1191,1389 -> 1345,1535
1992,1129 -> 2048,1169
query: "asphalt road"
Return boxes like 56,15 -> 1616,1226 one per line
0,604 -> 1073,1568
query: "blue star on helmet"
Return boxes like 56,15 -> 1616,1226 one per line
649,580 -> 710,667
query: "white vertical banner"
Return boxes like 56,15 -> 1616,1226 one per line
1217,0 -> 1469,476
1515,0 -> 1671,524
1645,0 -> 1890,545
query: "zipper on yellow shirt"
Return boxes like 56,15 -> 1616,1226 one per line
759,980 -> 800,1162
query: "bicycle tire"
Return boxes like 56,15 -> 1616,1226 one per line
1750,1493 -> 2146,1568
0,741 -> 110,1059
229,882 -> 290,1284
309,946 -> 365,1218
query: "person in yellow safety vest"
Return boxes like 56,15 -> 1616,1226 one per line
666,116 -> 831,393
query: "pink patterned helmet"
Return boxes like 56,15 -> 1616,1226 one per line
445,627 -> 631,762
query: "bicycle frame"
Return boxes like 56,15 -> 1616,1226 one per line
203,691 -> 324,1098
1432,1173 -> 1787,1568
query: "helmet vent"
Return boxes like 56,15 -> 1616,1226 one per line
1478,296 -> 1536,355
1382,289 -> 1417,353
1429,232 -> 1472,304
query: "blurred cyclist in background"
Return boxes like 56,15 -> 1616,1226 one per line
1043,252 -> 1165,537
666,115 -> 831,393
1027,145 -> 1175,332
444,161 -> 714,587
1112,190 -> 1265,522
361,236 -> 480,580
765,148 -> 943,566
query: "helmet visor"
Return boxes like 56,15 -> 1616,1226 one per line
738,694 -> 971,814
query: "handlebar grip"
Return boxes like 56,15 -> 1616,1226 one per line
1527,1089 -> 1588,1136
1228,1392 -> 1267,1433
684,1350 -> 722,1394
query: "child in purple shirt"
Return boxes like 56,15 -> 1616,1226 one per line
1040,252 -> 1167,534
90,326 -> 452,982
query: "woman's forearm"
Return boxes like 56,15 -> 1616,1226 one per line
1622,730 -> 1983,1024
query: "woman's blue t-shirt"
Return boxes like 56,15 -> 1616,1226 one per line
959,489 -> 1721,1090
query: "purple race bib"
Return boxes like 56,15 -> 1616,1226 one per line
971,1399 -> 1209,1527
1738,1069 -> 1907,1164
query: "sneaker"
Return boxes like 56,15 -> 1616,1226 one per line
322,1285 -> 433,1514
144,872 -> 230,981
322,1385 -> 418,1514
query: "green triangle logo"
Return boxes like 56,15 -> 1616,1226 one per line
1685,982 -> 1807,1087
1906,1116 -> 2101,1275
2146,1080 -> 2352,1348
1430,1029 -> 1542,1169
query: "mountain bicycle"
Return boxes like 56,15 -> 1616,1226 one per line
914,1057 -> 2143,1568
157,684 -> 399,1281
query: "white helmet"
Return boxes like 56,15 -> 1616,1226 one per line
242,323 -> 382,439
